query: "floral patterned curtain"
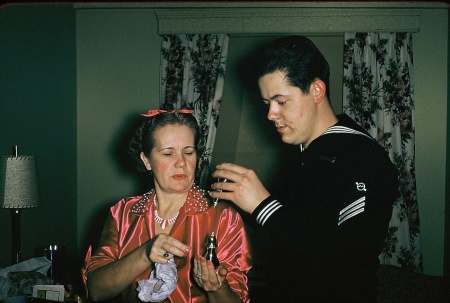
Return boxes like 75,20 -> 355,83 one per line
160,34 -> 229,188
343,32 -> 422,271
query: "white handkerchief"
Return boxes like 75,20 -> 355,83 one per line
137,258 -> 177,302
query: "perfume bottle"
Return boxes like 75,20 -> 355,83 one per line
204,232 -> 220,267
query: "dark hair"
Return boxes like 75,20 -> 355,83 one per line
255,35 -> 331,100
128,112 -> 200,172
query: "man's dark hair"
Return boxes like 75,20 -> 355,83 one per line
255,35 -> 331,100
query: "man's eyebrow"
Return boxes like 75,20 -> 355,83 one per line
261,94 -> 287,101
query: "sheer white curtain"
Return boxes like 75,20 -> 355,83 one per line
160,34 -> 229,188
343,32 -> 422,271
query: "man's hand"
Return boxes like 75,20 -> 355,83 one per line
210,163 -> 270,214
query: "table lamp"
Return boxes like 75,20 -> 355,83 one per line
0,145 -> 41,264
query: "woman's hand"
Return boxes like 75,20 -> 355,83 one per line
193,255 -> 228,292
87,234 -> 189,301
145,234 -> 191,264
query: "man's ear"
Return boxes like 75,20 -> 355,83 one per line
312,80 -> 326,104
140,152 -> 152,171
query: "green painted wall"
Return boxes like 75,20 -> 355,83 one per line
0,4 -> 77,270
413,8 -> 448,276
76,8 -> 162,257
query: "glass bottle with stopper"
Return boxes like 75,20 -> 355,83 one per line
204,231 -> 220,267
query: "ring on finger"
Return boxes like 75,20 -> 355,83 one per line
196,274 -> 202,279
163,251 -> 169,258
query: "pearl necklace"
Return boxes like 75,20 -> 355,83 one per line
153,194 -> 181,229
130,186 -> 209,217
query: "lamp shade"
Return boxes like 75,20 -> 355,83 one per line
0,155 -> 41,208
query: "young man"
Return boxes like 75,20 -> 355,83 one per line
211,35 -> 398,302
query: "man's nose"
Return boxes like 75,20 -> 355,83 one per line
267,103 -> 280,121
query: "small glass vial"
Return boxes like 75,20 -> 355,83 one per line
213,178 -> 228,207
204,232 -> 220,267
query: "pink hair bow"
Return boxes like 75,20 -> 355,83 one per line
141,109 -> 194,117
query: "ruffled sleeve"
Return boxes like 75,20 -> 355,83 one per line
215,204 -> 252,302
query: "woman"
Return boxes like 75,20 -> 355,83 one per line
82,109 -> 252,303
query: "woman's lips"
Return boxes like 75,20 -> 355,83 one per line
173,174 -> 187,180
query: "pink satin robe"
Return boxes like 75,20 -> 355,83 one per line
82,187 -> 252,303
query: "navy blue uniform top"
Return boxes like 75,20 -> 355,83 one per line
251,114 -> 398,302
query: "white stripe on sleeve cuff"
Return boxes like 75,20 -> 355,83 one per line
256,200 -> 283,226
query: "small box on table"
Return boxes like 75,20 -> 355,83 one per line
32,284 -> 65,302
